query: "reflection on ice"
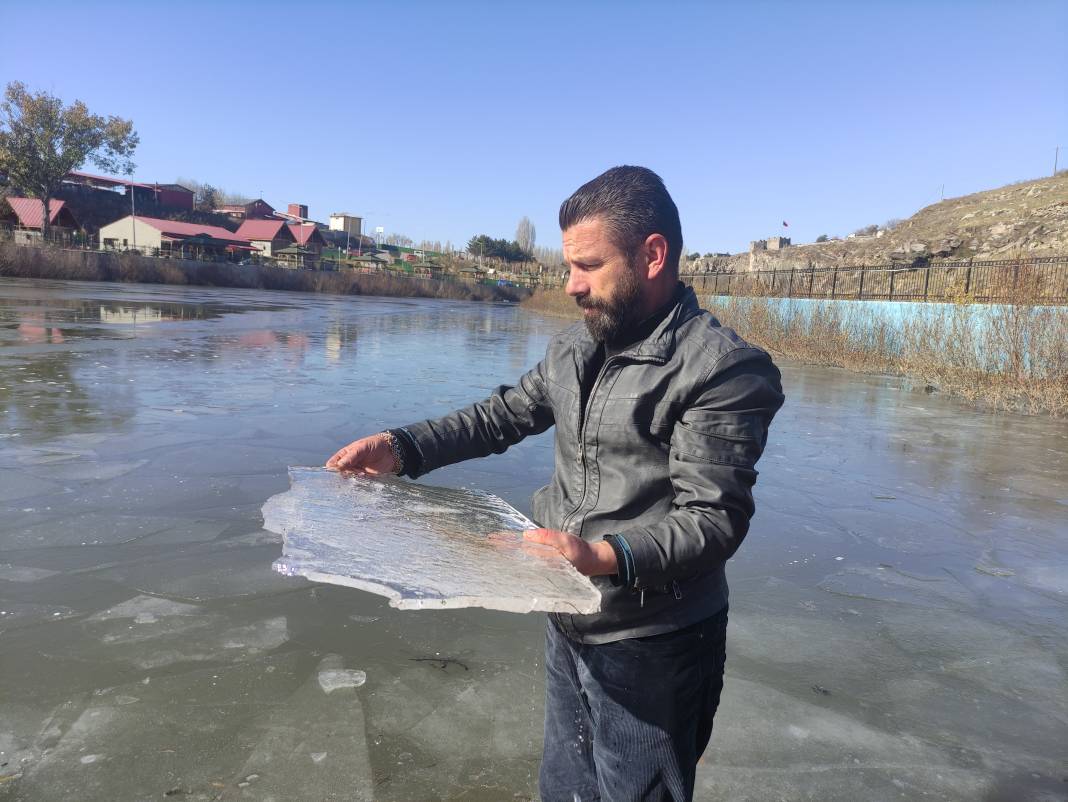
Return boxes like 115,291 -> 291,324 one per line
263,468 -> 601,614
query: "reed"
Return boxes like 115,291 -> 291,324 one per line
521,284 -> 1068,417
0,243 -> 527,304
707,286 -> 1068,418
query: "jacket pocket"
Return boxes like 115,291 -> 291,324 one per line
672,412 -> 765,467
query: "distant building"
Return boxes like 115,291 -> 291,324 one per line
153,184 -> 195,211
2,197 -> 80,236
215,199 -> 276,220
767,236 -> 791,251
98,215 -> 253,259
457,265 -> 487,283
348,253 -> 390,271
235,219 -> 296,258
63,171 -> 193,211
288,221 -> 326,256
749,239 -> 767,253
329,213 -> 363,239
288,203 -> 308,219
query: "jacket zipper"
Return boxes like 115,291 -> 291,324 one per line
560,355 -> 616,535
559,351 -> 664,536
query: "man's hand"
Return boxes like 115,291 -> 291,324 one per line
325,433 -> 398,475
523,528 -> 618,577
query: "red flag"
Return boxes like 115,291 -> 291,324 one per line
782,220 -> 789,227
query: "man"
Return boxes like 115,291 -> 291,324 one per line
327,166 -> 784,802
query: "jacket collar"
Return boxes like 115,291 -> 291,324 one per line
630,282 -> 699,361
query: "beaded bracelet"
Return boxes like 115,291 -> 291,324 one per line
386,432 -> 405,474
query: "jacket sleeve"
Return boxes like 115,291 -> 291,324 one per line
619,354 -> 784,588
395,359 -> 556,479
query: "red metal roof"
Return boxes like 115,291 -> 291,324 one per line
288,222 -> 323,246
236,219 -> 291,241
65,170 -> 155,190
132,216 -> 248,243
3,197 -> 71,228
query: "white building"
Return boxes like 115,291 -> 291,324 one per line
329,213 -> 363,239
98,215 -> 251,258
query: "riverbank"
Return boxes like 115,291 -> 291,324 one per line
0,242 -> 529,303
521,286 -> 578,318
521,286 -> 1068,417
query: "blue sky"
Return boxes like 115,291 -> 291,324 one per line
3,0 -> 1066,254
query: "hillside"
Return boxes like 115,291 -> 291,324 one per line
699,172 -> 1068,273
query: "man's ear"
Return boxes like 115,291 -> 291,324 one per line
641,233 -> 669,280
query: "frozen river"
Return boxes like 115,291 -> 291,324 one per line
1,278 -> 1065,801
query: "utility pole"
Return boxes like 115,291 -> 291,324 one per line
130,184 -> 137,252
940,183 -> 944,201
1055,146 -> 1060,177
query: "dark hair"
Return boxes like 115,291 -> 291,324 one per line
559,165 -> 683,275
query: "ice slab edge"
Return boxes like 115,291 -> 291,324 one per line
262,467 -> 602,615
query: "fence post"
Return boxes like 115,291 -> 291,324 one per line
830,266 -> 838,299
788,267 -> 795,297
964,263 -> 972,295
888,269 -> 895,301
808,268 -> 815,296
923,265 -> 931,300
857,267 -> 865,299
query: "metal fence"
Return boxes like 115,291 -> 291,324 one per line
683,256 -> 1068,304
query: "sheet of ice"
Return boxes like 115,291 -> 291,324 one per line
262,467 -> 601,615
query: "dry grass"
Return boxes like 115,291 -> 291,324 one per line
0,243 -> 528,304
522,285 -> 1068,417
521,287 -> 582,319
708,283 -> 1068,417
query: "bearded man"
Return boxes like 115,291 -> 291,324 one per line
327,165 -> 784,802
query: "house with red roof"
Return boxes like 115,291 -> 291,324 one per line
2,197 -> 81,243
287,221 -> 326,256
98,215 -> 254,260
235,219 -> 295,258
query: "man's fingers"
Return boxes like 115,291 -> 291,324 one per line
521,541 -> 561,559
523,529 -> 572,558
326,438 -> 377,471
523,528 -> 557,545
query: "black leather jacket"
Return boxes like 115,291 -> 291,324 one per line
400,285 -> 784,643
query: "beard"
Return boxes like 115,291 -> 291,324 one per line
576,262 -> 643,343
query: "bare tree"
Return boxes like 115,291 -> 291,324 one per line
176,176 -> 249,210
516,216 -> 536,256
385,232 -> 414,247
534,245 -> 565,267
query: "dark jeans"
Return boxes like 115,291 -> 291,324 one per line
539,607 -> 728,802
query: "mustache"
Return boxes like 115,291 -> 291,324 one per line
575,294 -> 610,311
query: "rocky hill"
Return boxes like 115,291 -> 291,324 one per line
697,172 -> 1068,273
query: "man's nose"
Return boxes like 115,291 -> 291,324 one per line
565,268 -> 587,297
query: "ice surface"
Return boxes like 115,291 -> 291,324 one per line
262,467 -> 601,614
5,282 -> 1067,801
318,667 -> 367,693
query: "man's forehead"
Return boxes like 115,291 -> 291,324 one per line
562,217 -> 615,256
